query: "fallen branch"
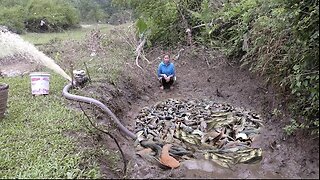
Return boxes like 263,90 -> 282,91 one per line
192,24 -> 206,29
204,56 -> 210,68
79,103 -> 128,174
192,19 -> 214,30
135,38 -> 146,69
141,49 -> 150,63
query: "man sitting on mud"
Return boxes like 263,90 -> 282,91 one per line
157,54 -> 176,90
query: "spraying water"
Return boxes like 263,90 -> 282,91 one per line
0,29 -> 71,81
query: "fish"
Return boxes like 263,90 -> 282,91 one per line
200,119 -> 207,132
210,112 -> 232,117
136,130 -> 145,142
235,148 -> 262,164
140,140 -> 162,157
209,153 -> 231,168
181,136 -> 197,145
240,128 -> 261,135
180,130 -> 187,138
180,123 -> 194,133
236,133 -> 248,140
134,98 -> 264,168
192,129 -> 204,137
201,128 -> 225,145
214,152 -> 234,160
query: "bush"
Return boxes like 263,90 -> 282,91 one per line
69,0 -> 108,23
0,6 -> 26,34
205,0 -> 319,134
25,0 -> 80,32
115,0 -> 319,135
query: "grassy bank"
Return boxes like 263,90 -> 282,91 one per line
0,23 -> 134,178
21,24 -> 112,45
0,73 -> 100,178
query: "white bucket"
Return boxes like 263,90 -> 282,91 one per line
29,72 -> 50,95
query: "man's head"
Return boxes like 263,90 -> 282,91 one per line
163,54 -> 170,64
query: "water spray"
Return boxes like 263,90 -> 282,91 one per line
0,28 -> 136,140
0,28 -> 72,81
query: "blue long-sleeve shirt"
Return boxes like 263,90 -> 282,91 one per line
157,61 -> 175,78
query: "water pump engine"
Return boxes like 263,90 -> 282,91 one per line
73,69 -> 89,87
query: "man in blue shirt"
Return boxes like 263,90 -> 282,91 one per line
157,54 -> 176,90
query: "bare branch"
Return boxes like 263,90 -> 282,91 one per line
192,23 -> 207,29
135,38 -> 146,69
79,103 -> 128,174
141,49 -> 150,63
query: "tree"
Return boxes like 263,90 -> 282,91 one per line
25,0 -> 80,32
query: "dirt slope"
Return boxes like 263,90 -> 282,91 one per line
1,42 -> 318,179
87,46 -> 318,179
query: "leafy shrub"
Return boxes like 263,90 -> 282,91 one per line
114,0 -> 319,135
69,0 -> 107,23
0,0 -> 80,33
208,0 -> 319,134
25,0 -> 80,32
0,5 -> 26,34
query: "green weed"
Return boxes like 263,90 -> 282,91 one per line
21,24 -> 111,45
0,73 -> 101,178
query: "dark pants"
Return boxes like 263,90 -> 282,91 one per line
159,77 -> 174,89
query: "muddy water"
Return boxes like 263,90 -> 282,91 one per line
181,157 -> 283,179
177,124 -> 287,179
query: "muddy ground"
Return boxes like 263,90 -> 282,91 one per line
100,46 -> 319,179
1,40 -> 318,179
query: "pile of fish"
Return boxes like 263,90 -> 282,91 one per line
134,98 -> 263,169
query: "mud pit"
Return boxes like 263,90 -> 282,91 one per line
78,46 -> 318,179
1,44 -> 318,179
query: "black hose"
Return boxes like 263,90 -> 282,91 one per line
62,83 -> 137,140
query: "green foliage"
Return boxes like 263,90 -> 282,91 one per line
114,0 -> 319,135
112,0 -> 194,46
25,0 -> 80,32
283,119 -> 301,135
204,0 -> 319,135
21,24 -> 111,45
134,0 -> 181,46
69,0 -> 108,23
0,5 -> 26,33
0,0 -> 28,7
136,18 -> 147,35
0,0 -> 80,33
0,74 -> 100,178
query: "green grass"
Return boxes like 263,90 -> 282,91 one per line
0,23 -> 133,178
21,24 -> 112,45
0,73 -> 101,179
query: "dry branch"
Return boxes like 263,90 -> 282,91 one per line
79,103 -> 128,174
135,38 -> 146,69
141,49 -> 150,63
